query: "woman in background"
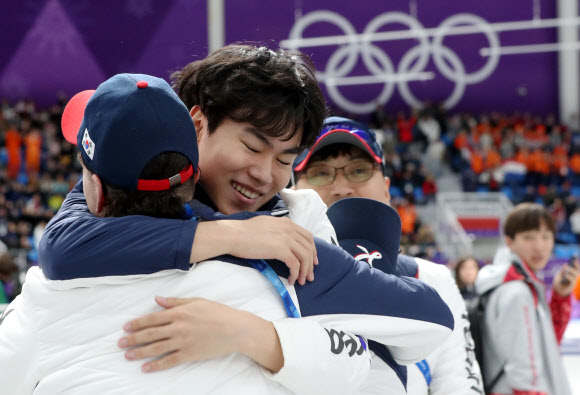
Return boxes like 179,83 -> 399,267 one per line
454,256 -> 480,301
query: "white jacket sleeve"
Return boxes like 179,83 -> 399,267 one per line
416,259 -> 484,394
263,318 -> 370,394
0,295 -> 41,394
280,188 -> 337,243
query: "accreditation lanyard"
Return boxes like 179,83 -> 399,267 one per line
415,359 -> 432,386
246,259 -> 301,318
184,206 -> 300,318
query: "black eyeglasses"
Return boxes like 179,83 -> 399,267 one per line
305,160 -> 377,186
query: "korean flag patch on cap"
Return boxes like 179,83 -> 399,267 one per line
82,128 -> 95,160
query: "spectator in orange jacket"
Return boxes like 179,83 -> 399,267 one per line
470,150 -> 484,174
569,152 -> 580,174
24,128 -> 43,174
484,147 -> 501,170
5,126 -> 22,179
514,147 -> 530,169
397,199 -> 418,235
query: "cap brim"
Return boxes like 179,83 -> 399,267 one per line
327,197 -> 401,271
294,130 -> 382,172
61,90 -> 95,144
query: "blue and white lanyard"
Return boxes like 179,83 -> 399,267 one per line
415,359 -> 432,386
246,259 -> 301,318
185,206 -> 300,318
183,204 -> 196,220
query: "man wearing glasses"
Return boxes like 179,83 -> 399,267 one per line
293,116 -> 484,395
293,117 -> 388,206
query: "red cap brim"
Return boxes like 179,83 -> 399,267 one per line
61,90 -> 96,144
294,129 -> 383,172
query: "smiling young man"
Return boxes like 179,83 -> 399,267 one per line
194,117 -> 303,215
33,45 -> 455,394
292,116 -> 484,395
175,46 -> 328,218
476,203 -> 578,395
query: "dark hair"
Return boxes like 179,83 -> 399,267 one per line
503,202 -> 556,239
309,144 -> 372,164
171,44 -> 327,150
454,256 -> 479,289
0,253 -> 17,277
79,152 -> 195,219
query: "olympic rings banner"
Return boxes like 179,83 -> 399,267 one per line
2,0 -> 559,116
226,0 -> 559,116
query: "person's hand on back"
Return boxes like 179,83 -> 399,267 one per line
193,216 -> 318,286
118,296 -> 284,373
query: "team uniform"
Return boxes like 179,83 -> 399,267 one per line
0,183 -> 454,394
476,251 -> 572,395
326,198 -> 484,395
359,256 -> 483,395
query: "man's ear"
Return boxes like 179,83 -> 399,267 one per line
92,173 -> 106,216
190,105 -> 206,143
384,176 -> 392,205
505,235 -> 513,248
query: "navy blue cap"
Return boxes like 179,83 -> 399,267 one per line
294,116 -> 385,173
327,197 -> 401,274
62,73 -> 198,191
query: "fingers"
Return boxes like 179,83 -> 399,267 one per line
155,296 -> 195,308
286,221 -> 316,286
282,251 -> 300,286
297,254 -> 309,286
562,263 -> 580,278
294,224 -> 315,247
124,339 -> 175,362
278,217 -> 314,250
294,225 -> 317,262
119,326 -> 170,349
293,238 -> 313,286
563,268 -> 579,283
279,237 -> 312,286
241,216 -> 318,286
123,309 -> 173,332
141,351 -> 184,373
307,251 -> 316,282
274,220 -> 309,286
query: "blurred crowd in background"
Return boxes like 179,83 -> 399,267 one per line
0,97 -> 81,302
337,101 -> 580,259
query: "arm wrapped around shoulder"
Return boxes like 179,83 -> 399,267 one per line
292,238 -> 454,365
